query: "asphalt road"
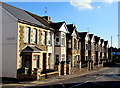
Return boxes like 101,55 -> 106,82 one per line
53,64 -> 120,84
2,64 -> 120,88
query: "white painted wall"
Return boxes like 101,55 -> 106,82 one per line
59,23 -> 68,33
1,6 -> 18,78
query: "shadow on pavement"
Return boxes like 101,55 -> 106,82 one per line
24,81 -> 120,88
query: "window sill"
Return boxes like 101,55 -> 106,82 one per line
55,45 -> 65,47
42,44 -> 52,46
24,43 -> 31,44
24,43 -> 37,45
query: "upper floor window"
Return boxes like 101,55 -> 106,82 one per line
96,45 -> 98,51
33,28 -> 37,44
25,27 -> 30,43
61,34 -> 65,46
42,31 -> 47,45
86,43 -> 88,50
78,42 -> 81,49
74,39 -> 76,49
48,31 -> 52,45
88,43 -> 91,50
68,39 -> 71,48
55,33 -> 59,45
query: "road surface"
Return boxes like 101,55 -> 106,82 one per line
2,64 -> 120,88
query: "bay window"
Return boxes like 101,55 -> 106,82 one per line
68,39 -> 71,48
55,33 -> 59,45
61,34 -> 65,46
33,55 -> 39,68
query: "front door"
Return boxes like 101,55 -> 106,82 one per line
25,55 -> 31,69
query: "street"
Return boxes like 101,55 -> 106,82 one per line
54,65 -> 120,84
2,64 -> 120,88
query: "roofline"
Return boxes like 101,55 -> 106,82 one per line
0,5 -> 18,21
18,19 -> 53,30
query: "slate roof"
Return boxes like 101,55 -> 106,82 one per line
78,32 -> 88,39
1,2 -> 50,29
26,11 -> 53,30
100,39 -> 104,44
94,36 -> 100,44
66,33 -> 72,38
50,22 -> 65,31
89,34 -> 94,40
104,41 -> 108,46
22,46 -> 42,53
67,24 -> 76,34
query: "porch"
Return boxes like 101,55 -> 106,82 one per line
17,46 -> 58,80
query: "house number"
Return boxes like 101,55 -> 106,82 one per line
7,37 -> 15,40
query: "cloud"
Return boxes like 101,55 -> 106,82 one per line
105,0 -> 114,3
70,0 -> 93,10
70,0 -> 117,10
97,6 -> 101,9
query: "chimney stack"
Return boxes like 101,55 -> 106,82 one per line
42,16 -> 51,21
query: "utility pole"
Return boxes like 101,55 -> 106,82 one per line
117,34 -> 120,48
111,36 -> 112,62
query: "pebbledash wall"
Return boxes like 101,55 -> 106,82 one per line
1,5 -> 18,78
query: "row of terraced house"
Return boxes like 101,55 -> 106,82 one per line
1,2 -> 109,80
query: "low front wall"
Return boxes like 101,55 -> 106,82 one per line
17,71 -> 59,80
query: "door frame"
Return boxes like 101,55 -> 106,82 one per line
22,53 -> 32,74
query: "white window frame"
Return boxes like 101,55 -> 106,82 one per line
68,39 -> 72,48
25,27 -> 30,43
33,28 -> 37,44
33,55 -> 39,68
55,33 -> 59,45
42,31 -> 47,45
61,34 -> 65,46
48,31 -> 52,45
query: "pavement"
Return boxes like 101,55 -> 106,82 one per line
1,65 -> 107,87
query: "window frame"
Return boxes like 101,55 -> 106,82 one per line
25,27 -> 31,43
55,33 -> 59,45
48,31 -> 52,45
42,31 -> 47,45
68,39 -> 72,48
33,28 -> 37,44
61,34 -> 65,46
33,55 -> 39,68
